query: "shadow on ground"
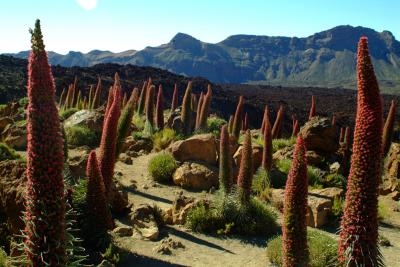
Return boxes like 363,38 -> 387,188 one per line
118,250 -> 187,267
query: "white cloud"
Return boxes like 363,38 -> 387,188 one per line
75,0 -> 98,10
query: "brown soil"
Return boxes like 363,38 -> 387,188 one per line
111,153 -> 400,267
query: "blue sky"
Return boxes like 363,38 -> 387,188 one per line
0,0 -> 399,54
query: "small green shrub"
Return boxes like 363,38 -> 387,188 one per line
153,128 -> 176,151
272,138 -> 295,153
186,192 -> 278,236
237,198 -> 278,235
252,168 -> 270,197
65,125 -> 99,147
60,107 -> 79,120
148,153 -> 177,183
0,142 -> 21,161
186,203 -> 224,232
271,159 -> 325,189
276,158 -> 292,173
331,196 -> 344,218
378,201 -> 390,222
132,114 -> 145,131
266,230 -> 339,267
206,116 -> 226,136
324,173 -> 347,189
0,247 -> 7,267
132,131 -> 144,141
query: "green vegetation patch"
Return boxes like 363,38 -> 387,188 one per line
186,192 -> 278,236
0,247 -> 7,267
65,125 -> 99,147
0,142 -> 21,161
272,138 -> 295,153
266,230 -> 338,267
60,107 -> 79,120
153,128 -> 177,151
206,116 -> 227,137
148,152 -> 177,183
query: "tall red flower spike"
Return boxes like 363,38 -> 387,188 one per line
218,125 -> 233,193
232,95 -> 244,140
86,150 -> 114,232
282,135 -> 309,267
261,107 -> 272,172
308,95 -> 315,120
198,84 -> 212,131
155,85 -> 164,130
195,92 -> 204,130
25,19 -> 66,265
331,115 -> 337,126
338,37 -> 383,266
237,129 -> 253,203
292,120 -> 299,137
98,81 -> 121,193
171,83 -> 179,111
181,81 -> 193,136
272,105 -> 284,139
92,76 -> 102,109
261,105 -> 269,134
382,99 -> 397,155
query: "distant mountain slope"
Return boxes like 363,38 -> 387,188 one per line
5,25 -> 400,93
10,49 -> 138,67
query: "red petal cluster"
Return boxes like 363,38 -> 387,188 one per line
99,80 -> 121,193
86,150 -> 114,232
237,129 -> 253,203
282,135 -> 309,266
25,19 -> 66,265
338,37 -> 383,266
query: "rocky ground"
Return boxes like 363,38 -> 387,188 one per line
108,152 -> 400,267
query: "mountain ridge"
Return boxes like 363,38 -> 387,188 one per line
5,25 -> 400,93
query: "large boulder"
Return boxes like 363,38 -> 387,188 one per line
64,109 -> 104,135
172,161 -> 218,191
169,134 -> 217,165
233,144 -> 263,170
269,187 -> 344,228
273,146 -> 326,166
299,117 -> 338,154
307,187 -> 344,228
0,160 -> 26,234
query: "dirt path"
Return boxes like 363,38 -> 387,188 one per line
112,153 -> 400,267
